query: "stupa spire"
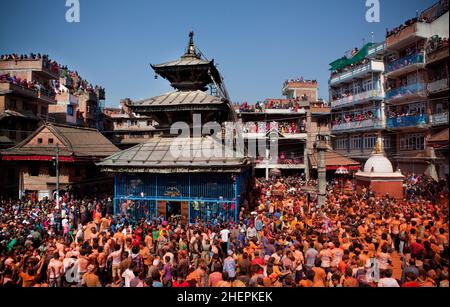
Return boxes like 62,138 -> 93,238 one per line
183,31 -> 198,58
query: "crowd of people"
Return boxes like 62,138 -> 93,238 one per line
330,58 -> 370,78
426,36 -> 449,54
237,99 -> 305,113
283,78 -> 317,88
59,66 -> 105,97
332,111 -> 378,127
0,53 -> 105,100
0,73 -> 57,98
1,53 -> 60,75
387,107 -> 426,119
387,1 -> 449,38
386,46 -> 423,73
0,173 -> 447,288
243,121 -> 306,135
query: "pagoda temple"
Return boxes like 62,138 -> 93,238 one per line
99,32 -> 252,224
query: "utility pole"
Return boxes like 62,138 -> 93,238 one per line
55,144 -> 60,211
315,134 -> 328,208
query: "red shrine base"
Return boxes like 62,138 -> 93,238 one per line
356,177 -> 404,199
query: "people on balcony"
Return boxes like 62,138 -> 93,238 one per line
0,73 -> 57,98
332,111 -> 377,127
429,67 -> 449,83
1,53 -> 60,74
388,108 -> 426,119
426,36 -> 449,54
244,121 -> 305,134
283,78 -> 317,87
330,58 -> 370,78
58,66 -> 105,98
386,46 -> 424,72
254,153 -> 304,165
238,98 -> 305,113
0,53 -> 105,99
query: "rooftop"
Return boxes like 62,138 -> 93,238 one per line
2,123 -> 119,159
98,136 -> 250,173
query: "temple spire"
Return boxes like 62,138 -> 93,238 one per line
184,31 -> 198,58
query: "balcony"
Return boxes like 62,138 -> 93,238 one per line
332,119 -> 384,133
0,58 -> 60,79
385,83 -> 427,102
0,82 -> 38,99
330,60 -> 384,86
386,114 -> 428,129
386,21 -> 429,50
430,113 -> 449,126
254,157 -> 305,169
426,45 -> 449,65
428,78 -> 449,94
331,90 -> 383,109
386,53 -> 425,77
37,88 -> 57,104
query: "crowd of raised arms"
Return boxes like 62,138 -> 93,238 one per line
0,174 -> 448,287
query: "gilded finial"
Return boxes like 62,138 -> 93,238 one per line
375,137 -> 383,154
185,31 -> 197,56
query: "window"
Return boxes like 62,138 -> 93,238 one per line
383,136 -> 392,149
362,79 -> 374,92
350,135 -> 362,150
353,82 -> 362,95
400,134 -> 425,151
364,134 -> 377,149
48,138 -> 54,144
48,164 -> 56,177
29,164 -> 39,177
37,138 -> 43,144
67,105 -> 74,116
335,137 -> 348,150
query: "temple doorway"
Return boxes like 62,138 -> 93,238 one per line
157,201 -> 189,222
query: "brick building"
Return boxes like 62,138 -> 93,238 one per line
1,123 -> 119,200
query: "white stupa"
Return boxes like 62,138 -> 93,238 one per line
355,137 -> 405,199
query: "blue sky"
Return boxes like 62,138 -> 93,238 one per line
0,0 -> 438,107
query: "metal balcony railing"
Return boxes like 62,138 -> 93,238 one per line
332,119 -> 384,132
385,83 -> 426,100
386,114 -> 428,129
331,90 -> 383,109
386,53 -> 424,73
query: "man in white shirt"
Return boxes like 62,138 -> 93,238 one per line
378,269 -> 400,287
246,224 -> 257,242
122,266 -> 135,287
220,227 -> 230,255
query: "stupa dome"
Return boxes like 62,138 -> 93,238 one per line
363,154 -> 394,173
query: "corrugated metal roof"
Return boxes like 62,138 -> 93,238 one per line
132,90 -> 224,107
309,150 -> 361,168
98,136 -> 249,171
152,57 -> 211,68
